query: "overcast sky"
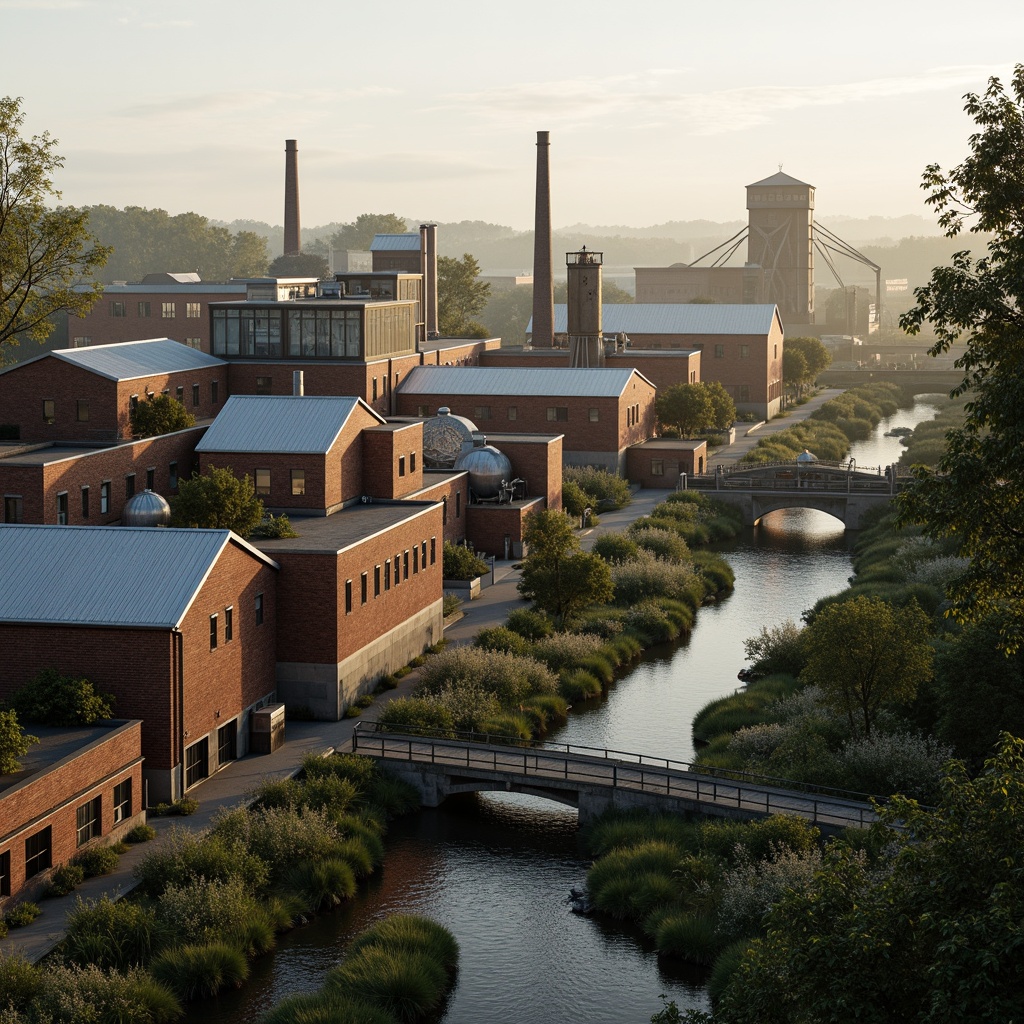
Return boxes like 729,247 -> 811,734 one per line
3,0 -> 1021,230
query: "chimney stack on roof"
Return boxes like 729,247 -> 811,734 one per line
284,140 -> 301,256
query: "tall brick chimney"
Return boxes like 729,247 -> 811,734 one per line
531,131 -> 554,349
420,223 -> 439,338
284,140 -> 301,256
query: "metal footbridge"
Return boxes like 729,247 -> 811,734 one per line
351,724 -> 878,832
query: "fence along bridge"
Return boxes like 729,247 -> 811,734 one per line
685,459 -> 905,529
351,724 -> 878,833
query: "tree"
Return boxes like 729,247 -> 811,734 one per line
704,379 -> 736,429
267,251 -> 329,279
8,668 -> 114,726
782,346 -> 809,399
717,734 -> 1024,1024
895,66 -> 1024,651
329,213 -> 408,253
437,253 -> 491,336
0,708 -> 37,774
130,393 -> 196,438
169,465 -> 265,537
230,230 -> 270,277
0,96 -> 111,354
656,382 -> 713,437
800,595 -> 933,738
518,509 -> 613,627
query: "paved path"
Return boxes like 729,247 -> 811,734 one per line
1,390 -> 839,963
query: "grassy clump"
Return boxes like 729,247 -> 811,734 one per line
64,895 -> 157,970
4,902 -> 41,928
45,863 -> 85,898
149,942 -> 249,1001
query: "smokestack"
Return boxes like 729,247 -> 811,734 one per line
420,223 -> 439,338
531,131 -> 554,348
284,140 -> 301,256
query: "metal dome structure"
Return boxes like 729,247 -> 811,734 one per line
454,443 -> 514,501
422,406 -> 479,468
122,489 -> 172,527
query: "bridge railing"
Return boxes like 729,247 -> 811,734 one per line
351,721 -> 881,829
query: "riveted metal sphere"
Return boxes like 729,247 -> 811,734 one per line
454,444 -> 513,500
422,406 -> 478,468
122,489 -> 172,527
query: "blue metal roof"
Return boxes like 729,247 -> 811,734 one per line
0,525 -> 276,629
197,395 -> 383,454
370,233 -> 420,252
45,339 -> 224,381
398,366 -> 650,398
528,304 -> 779,337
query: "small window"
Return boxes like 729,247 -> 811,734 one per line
255,592 -> 264,625
138,301 -> 151,317
176,385 -> 184,403
56,491 -> 68,525
442,495 -> 447,526
399,456 -> 406,477
651,459 -> 665,477
169,462 -> 178,489
81,486 -> 90,519
111,300 -> 126,317
162,302 -> 175,318
384,559 -> 391,591
374,565 -> 381,597
210,613 -> 218,650
456,491 -> 461,518
224,605 -> 233,642
345,579 -> 353,614
256,376 -> 273,395
0,849 -> 10,897
546,406 -> 569,422
361,572 -> 368,604
413,545 -> 419,574
255,469 -> 271,496
186,302 -> 201,318
372,378 -> 378,401
146,467 -> 155,490
715,344 -> 725,358
113,778 -> 132,824
421,540 -> 427,568
589,407 -> 599,422
76,796 -> 102,847
185,737 -> 209,789
100,481 -> 110,514
291,469 -> 305,496
192,383 -> 200,407
403,549 -> 410,579
394,553 -> 401,585
508,406 -> 518,421
125,474 -> 135,500
43,399 -> 55,424
474,405 -> 492,420
77,399 -> 90,422
740,345 -> 750,359
430,536 -> 436,565
4,495 -> 23,523
410,451 -> 416,472
211,380 -> 219,404
218,721 -> 237,764
24,826 -> 52,878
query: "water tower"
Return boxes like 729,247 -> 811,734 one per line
566,247 -> 604,367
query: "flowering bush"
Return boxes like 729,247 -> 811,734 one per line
612,550 -> 703,606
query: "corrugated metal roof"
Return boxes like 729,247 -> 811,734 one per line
50,339 -> 225,381
747,171 -> 813,188
197,395 -> 383,454
370,233 -> 420,252
534,304 -> 779,337
397,366 -> 646,398
0,525 -> 251,628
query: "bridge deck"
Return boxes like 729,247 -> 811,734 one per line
352,728 -> 878,831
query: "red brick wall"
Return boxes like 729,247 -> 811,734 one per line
485,435 -> 563,511
465,500 -> 541,558
362,422 -> 424,499
200,450 -> 328,512
115,366 -> 223,439
0,721 -> 143,903
607,351 -> 700,388
414,474 -> 469,545
626,442 -> 707,487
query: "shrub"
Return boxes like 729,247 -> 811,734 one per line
249,513 -> 299,539
629,525 -> 691,563
623,601 -> 677,644
149,942 -> 249,1001
63,895 -> 157,970
592,533 -> 639,564
4,902 -> 40,928
328,946 -> 449,1023
558,669 -> 603,702
282,858 -> 357,913
505,607 -> 554,640
476,712 -> 533,741
377,696 -> 456,737
0,953 -> 40,1009
0,708 -> 38,773
173,797 -> 199,816
73,844 -> 120,878
442,592 -> 462,617
708,940 -> 750,1003
345,914 -> 460,974
157,875 -> 275,948
8,668 -> 114,726
474,625 -> 530,657
612,551 -> 703,606
742,619 -> 806,676
30,963 -> 182,1023
442,541 -> 488,580
530,632 -> 605,673
563,466 -> 632,508
417,646 -> 557,704
46,863 -> 85,898
654,912 -> 722,963
584,810 -> 697,858
364,775 -> 421,819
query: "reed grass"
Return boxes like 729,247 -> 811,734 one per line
149,942 -> 249,1001
654,912 -> 723,963
259,993 -> 397,1024
283,858 -> 357,912
558,669 -> 602,702
708,939 -> 752,1002
328,947 -> 448,1023
64,895 -> 157,970
584,810 -> 697,858
344,914 -> 460,974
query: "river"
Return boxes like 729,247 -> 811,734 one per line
193,395 -> 941,1024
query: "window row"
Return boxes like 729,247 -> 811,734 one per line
254,468 -> 307,497
211,594 -> 263,650
344,537 -> 437,614
626,403 -> 642,427
130,381 -> 219,411
212,308 -> 363,359
109,301 -> 202,318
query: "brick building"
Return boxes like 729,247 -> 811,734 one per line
0,339 -> 226,443
0,721 -> 144,907
0,525 -> 279,802
395,366 -> 655,473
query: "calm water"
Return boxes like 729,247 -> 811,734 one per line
192,396 -> 941,1024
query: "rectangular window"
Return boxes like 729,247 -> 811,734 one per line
255,592 -> 264,625
384,559 -> 391,591
291,469 -> 305,496
169,462 -> 178,489
218,721 -> 237,764
255,469 -> 271,496
256,376 -> 273,395
56,491 -> 68,525
474,405 -> 492,420
430,536 -> 436,565
81,486 -> 90,519
739,385 -> 751,401
211,380 -> 219,404
403,549 -> 410,579
210,613 -> 218,650
72,336 -> 90,347
162,302 -> 175,318
100,481 -> 110,514
345,579 -> 353,614
183,338 -> 201,349
192,383 -> 200,407
413,544 -> 419,574
421,540 -> 427,569
394,553 -> 401,585
186,302 -> 201,318
361,572 -> 368,604
589,407 -> 599,422
111,301 -> 126,317
146,467 -> 155,490
740,344 -> 750,359
43,399 -> 55,424
651,459 -> 665,477
76,796 -> 102,847
77,399 -> 90,422
715,344 -> 725,358
176,385 -> 184,403
113,779 -> 132,824
546,406 -> 569,422
410,451 -> 416,472
456,491 -> 461,518
138,301 -> 151,317
24,827 -> 51,878
508,406 -> 518,421
374,565 -> 381,597
417,404 -> 428,417
125,473 -> 135,500
372,378 -> 378,401
3,495 -> 23,523
398,456 -> 406,477
185,738 -> 209,789
0,850 -> 9,897
224,605 -> 233,642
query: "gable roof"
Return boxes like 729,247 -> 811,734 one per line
370,233 -> 420,252
537,304 -> 780,337
0,525 -> 276,629
0,339 -> 226,382
397,366 -> 651,398
746,171 -> 813,189
197,395 -> 384,454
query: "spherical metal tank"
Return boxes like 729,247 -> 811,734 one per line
422,406 -> 478,468
454,444 -> 513,500
122,489 -> 172,527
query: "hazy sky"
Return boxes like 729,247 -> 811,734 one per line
3,0 -> 1021,230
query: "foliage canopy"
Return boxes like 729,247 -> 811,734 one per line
169,465 -> 265,537
437,253 -> 491,336
130,393 -> 196,438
